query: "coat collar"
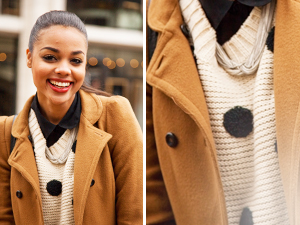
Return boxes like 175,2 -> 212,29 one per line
11,89 -> 103,139
148,0 -> 180,32
9,90 -> 112,225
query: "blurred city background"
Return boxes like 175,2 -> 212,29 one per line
0,0 -> 143,127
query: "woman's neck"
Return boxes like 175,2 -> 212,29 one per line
37,94 -> 74,125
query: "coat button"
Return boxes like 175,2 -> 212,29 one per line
166,132 -> 178,148
180,24 -> 190,38
90,179 -> 95,187
16,190 -> 23,199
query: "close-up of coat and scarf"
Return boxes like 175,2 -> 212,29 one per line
146,0 -> 300,224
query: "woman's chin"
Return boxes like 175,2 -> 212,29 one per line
49,95 -> 74,107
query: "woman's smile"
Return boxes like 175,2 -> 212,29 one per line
48,79 -> 73,93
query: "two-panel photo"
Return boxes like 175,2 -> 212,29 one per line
0,0 -> 299,224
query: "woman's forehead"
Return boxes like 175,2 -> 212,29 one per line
38,25 -> 85,39
35,25 -> 88,50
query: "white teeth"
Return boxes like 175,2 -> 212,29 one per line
49,80 -> 71,88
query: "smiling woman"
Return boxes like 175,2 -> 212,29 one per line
0,11 -> 142,225
27,25 -> 87,124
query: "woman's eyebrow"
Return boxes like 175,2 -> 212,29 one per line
72,50 -> 85,55
40,47 -> 85,55
41,46 -> 59,52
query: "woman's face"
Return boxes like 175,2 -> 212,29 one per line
26,25 -> 87,109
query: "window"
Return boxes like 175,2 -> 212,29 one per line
86,44 -> 143,126
0,0 -> 20,16
67,0 -> 142,30
0,35 -> 17,115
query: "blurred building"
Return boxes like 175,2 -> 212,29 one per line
0,0 -> 143,127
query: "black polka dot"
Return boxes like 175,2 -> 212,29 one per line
72,140 -> 77,153
266,27 -> 275,53
223,106 -> 253,138
46,180 -> 62,196
239,207 -> 253,225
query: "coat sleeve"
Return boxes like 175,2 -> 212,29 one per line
146,84 -> 176,225
0,116 -> 15,225
106,96 -> 143,225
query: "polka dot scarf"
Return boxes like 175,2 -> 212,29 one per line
29,109 -> 77,225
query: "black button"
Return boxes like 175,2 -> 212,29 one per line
166,132 -> 178,148
16,190 -> 23,199
90,179 -> 95,187
180,24 -> 189,38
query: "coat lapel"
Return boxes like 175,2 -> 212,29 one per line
73,90 -> 112,225
8,137 -> 40,194
147,0 -> 216,160
274,0 -> 300,224
8,95 -> 43,213
147,1 -> 226,223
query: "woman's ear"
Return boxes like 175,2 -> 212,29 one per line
26,49 -> 32,68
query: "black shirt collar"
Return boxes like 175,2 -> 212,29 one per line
31,92 -> 81,145
199,0 -> 272,30
199,0 -> 233,30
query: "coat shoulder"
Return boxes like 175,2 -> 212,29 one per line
96,94 -> 132,109
0,115 -> 14,162
96,95 -> 135,120
96,94 -> 142,137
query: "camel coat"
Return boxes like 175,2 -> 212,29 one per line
0,90 -> 143,225
146,0 -> 300,224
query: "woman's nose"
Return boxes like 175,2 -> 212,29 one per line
55,60 -> 71,75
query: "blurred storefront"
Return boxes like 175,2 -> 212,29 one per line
0,0 -> 143,127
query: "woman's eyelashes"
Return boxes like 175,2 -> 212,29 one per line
42,55 -> 83,65
71,58 -> 83,65
43,54 -> 57,62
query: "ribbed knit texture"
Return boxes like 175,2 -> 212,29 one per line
179,1 -> 289,224
29,109 -> 77,225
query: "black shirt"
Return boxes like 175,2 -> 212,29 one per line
31,92 -> 81,147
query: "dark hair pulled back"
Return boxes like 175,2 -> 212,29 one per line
29,10 -> 87,52
29,10 -> 110,97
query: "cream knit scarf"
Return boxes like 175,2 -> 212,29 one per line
216,0 -> 276,76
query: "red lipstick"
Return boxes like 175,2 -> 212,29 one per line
47,80 -> 73,93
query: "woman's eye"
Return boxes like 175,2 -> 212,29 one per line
71,58 -> 83,64
43,55 -> 56,61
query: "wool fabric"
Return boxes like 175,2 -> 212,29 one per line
28,109 -> 77,225
179,0 -> 289,224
